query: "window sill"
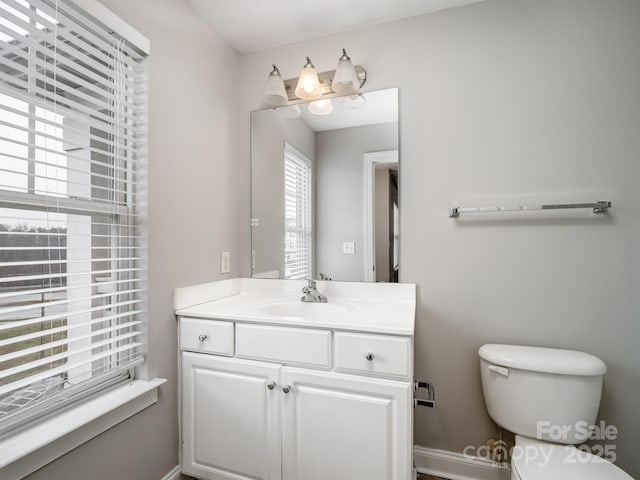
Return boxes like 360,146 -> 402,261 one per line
0,378 -> 166,480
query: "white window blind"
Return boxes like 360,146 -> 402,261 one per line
284,144 -> 312,280
0,0 -> 148,431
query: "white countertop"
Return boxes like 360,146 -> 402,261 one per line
174,278 -> 416,336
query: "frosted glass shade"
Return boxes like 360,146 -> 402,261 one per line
263,65 -> 288,106
308,98 -> 333,116
341,94 -> 366,110
331,50 -> 360,95
276,104 -> 302,119
294,57 -> 322,100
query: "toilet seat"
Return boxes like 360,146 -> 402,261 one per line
511,436 -> 633,480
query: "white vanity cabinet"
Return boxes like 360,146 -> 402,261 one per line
182,352 -> 282,480
280,367 -> 412,480
179,316 -> 413,480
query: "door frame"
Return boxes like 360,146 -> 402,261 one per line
363,150 -> 399,282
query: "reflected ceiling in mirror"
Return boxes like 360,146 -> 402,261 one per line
251,88 -> 399,283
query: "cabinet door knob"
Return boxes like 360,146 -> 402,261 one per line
366,352 -> 375,361
198,334 -> 208,342
267,381 -> 276,390
282,385 -> 291,394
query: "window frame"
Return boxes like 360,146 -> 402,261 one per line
0,0 -> 161,475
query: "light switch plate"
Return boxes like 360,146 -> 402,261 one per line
220,252 -> 231,274
342,242 -> 355,255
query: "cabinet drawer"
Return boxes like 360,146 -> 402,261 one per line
334,332 -> 411,378
236,324 -> 331,368
179,317 -> 234,355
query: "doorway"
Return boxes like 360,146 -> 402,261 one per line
363,150 -> 399,282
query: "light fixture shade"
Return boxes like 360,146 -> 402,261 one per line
294,57 -> 322,100
276,104 -> 302,119
331,49 -> 360,95
263,64 -> 288,106
341,93 -> 366,110
308,98 -> 333,116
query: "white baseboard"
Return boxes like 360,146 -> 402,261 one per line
414,446 -> 511,480
162,449 -> 509,480
160,465 -> 182,480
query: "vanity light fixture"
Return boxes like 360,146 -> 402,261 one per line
262,64 -> 288,106
332,49 -> 360,95
294,57 -> 322,100
308,98 -> 333,115
266,49 -> 367,104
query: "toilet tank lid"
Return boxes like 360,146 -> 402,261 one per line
479,344 -> 607,376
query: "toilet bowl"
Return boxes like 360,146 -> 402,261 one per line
510,435 -> 632,480
478,344 -> 634,480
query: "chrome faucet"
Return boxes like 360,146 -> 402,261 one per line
301,279 -> 327,303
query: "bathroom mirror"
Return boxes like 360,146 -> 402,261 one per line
251,88 -> 399,282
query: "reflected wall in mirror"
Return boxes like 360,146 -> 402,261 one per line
251,88 -> 399,282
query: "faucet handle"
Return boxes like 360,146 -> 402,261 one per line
305,278 -> 316,289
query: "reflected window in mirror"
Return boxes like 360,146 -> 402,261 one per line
284,144 -> 312,279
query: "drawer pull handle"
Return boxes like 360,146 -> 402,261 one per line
365,352 -> 375,361
282,385 -> 291,394
198,334 -> 208,342
267,381 -> 276,390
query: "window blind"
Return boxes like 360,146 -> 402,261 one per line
0,0 -> 148,431
284,144 -> 312,280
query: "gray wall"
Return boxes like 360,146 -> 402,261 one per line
26,0 -> 240,478
315,123 -> 398,281
251,110 -> 315,277
238,0 -> 640,476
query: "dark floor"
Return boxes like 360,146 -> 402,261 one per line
186,473 -> 447,479
186,474 -> 447,479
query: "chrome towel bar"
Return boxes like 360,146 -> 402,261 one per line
448,201 -> 611,218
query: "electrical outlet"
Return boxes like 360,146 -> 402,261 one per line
220,251 -> 230,274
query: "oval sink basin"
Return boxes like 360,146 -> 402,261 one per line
260,301 -> 357,318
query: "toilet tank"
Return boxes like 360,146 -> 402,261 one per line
479,344 -> 607,444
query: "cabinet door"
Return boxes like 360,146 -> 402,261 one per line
182,352 -> 281,480
281,367 -> 412,480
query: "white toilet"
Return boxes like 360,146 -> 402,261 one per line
479,343 -> 634,480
